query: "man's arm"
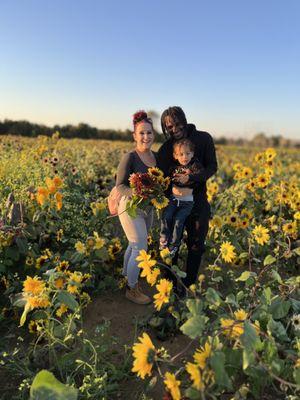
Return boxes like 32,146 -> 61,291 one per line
156,142 -> 172,177
189,135 -> 218,183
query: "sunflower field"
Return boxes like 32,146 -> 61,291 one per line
0,133 -> 299,400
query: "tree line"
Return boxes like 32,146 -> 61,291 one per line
0,119 -> 298,147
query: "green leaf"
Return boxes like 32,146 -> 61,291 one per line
241,321 -> 260,350
5,246 -> 20,261
16,237 -> 28,254
293,247 -> 300,256
293,367 -> 300,386
267,318 -> 290,342
57,291 -> 79,311
186,299 -> 203,315
149,317 -> 164,328
270,270 -> 282,284
263,255 -> 276,266
12,293 -> 27,308
269,298 -> 291,319
184,386 -> 201,399
20,302 -> 32,327
262,287 -> 272,305
291,298 -> 300,313
239,252 -> 248,259
236,271 -> 256,282
205,288 -> 222,307
240,321 -> 260,370
180,315 -> 207,339
210,352 -> 232,389
171,265 -> 186,278
30,370 -> 78,400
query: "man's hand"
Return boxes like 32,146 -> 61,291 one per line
173,173 -> 190,185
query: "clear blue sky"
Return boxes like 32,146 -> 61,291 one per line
0,0 -> 299,139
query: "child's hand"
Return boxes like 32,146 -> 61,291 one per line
173,173 -> 189,184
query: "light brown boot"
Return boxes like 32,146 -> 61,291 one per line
126,285 -> 151,305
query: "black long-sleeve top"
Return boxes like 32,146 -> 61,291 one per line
157,124 -> 218,210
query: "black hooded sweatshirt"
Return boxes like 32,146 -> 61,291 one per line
157,124 -> 218,211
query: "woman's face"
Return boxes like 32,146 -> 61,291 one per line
133,122 -> 154,151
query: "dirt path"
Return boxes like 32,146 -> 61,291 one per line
83,282 -> 194,399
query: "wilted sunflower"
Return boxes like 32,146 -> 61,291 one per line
108,239 -> 122,260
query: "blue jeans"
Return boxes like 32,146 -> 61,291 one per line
160,196 -> 194,250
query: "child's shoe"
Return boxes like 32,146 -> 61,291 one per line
169,246 -> 178,258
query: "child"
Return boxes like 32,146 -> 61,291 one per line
160,138 -> 203,256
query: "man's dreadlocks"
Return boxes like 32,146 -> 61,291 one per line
161,106 -> 187,139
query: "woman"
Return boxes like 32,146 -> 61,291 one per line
116,111 -> 156,304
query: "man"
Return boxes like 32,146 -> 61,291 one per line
157,106 -> 218,289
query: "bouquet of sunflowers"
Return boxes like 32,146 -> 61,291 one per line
126,167 -> 170,217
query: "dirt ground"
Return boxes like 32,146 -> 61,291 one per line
83,281 -> 194,400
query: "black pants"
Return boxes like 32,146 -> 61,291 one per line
165,204 -> 210,287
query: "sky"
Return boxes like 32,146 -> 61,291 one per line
0,0 -> 299,139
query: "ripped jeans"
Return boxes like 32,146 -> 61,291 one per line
118,196 -> 153,288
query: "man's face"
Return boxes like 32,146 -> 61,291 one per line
164,116 -> 186,140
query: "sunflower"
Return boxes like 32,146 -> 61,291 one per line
136,250 -> 157,277
151,196 -> 169,210
220,241 -> 236,263
56,260 -> 69,272
256,174 -> 270,188
132,333 -> 156,379
254,152 -> 264,163
226,213 -> 239,227
241,167 -> 253,179
27,294 -> 50,309
240,219 -> 249,229
220,318 -> 244,339
56,229 -> 63,241
282,221 -> 297,237
94,236 -> 105,250
193,341 -> 211,370
25,256 -> 34,266
209,215 -> 223,229
234,309 -> 248,321
164,372 -> 181,400
54,277 -> 65,289
45,177 -> 56,194
186,362 -> 203,390
146,268 -> 161,286
265,148 -> 276,161
252,225 -> 270,245
291,314 -> 300,331
148,167 -> 163,179
75,241 -> 86,254
23,276 -> 45,295
67,284 -> 78,294
56,304 -> 68,317
55,192 -> 63,210
153,279 -> 173,311
108,239 -> 122,260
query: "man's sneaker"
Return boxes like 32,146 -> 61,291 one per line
125,285 -> 151,305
